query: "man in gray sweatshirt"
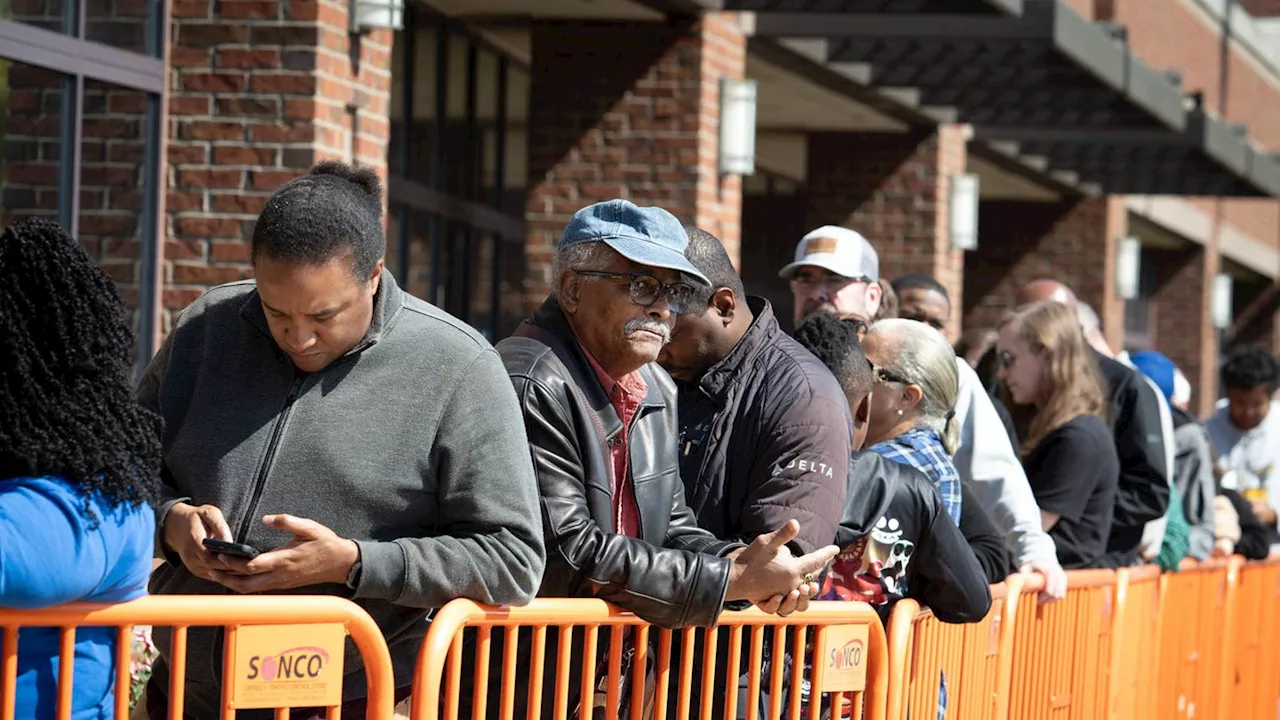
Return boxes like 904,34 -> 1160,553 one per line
136,161 -> 545,718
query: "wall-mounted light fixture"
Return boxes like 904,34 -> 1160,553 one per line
949,174 -> 980,251
349,0 -> 403,33
1212,273 -> 1234,330
719,78 -> 757,176
1115,237 -> 1142,300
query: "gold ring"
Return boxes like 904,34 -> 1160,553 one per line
804,572 -> 814,585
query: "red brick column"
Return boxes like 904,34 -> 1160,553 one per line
165,0 -> 392,329
1147,245 -> 1220,416
964,196 -> 1127,348
803,126 -> 969,336
523,13 -> 747,310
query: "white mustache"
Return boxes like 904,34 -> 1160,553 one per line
624,318 -> 672,343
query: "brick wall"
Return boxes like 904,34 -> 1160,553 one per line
165,0 -> 392,330
523,14 -> 747,310
964,197 -> 1127,349
1147,245 -> 1220,416
1104,0 -> 1280,252
804,127 -> 968,338
1,62 -> 152,336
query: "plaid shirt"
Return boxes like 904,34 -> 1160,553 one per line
871,426 -> 962,527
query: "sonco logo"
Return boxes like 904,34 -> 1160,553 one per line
828,639 -> 864,671
247,646 -> 331,682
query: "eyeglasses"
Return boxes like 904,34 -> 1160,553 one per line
790,273 -> 873,293
573,270 -> 696,314
871,362 -> 912,386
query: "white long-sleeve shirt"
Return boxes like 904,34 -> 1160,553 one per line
951,359 -> 1061,568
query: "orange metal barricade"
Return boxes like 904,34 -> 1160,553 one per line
1154,557 -> 1239,720
1105,564 -> 1160,720
885,580 -> 1017,720
0,595 -> 395,720
1227,555 -> 1280,720
1006,570 -> 1115,720
410,599 -> 889,720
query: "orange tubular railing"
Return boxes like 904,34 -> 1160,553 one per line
1006,570 -> 1116,720
885,579 -> 1017,720
0,595 -> 395,720
409,599 -> 890,720
1226,555 -> 1280,720
1106,564 -> 1161,720
1155,557 -> 1239,720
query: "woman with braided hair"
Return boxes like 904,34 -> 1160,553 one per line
0,217 -> 161,718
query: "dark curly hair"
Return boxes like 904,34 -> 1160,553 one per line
792,311 -> 873,399
1221,344 -> 1279,393
0,217 -> 162,513
252,160 -> 385,281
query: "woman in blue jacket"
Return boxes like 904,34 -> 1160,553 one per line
0,217 -> 161,718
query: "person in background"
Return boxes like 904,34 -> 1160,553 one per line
1017,280 -> 1169,568
0,217 -> 160,719
892,273 -> 950,333
862,319 -> 1012,581
139,162 -> 546,717
1204,345 -> 1280,546
783,238 -> 1065,601
1129,351 -> 1215,561
657,228 -> 853,554
1076,302 -> 1179,566
793,313 -> 991,623
997,301 -> 1119,569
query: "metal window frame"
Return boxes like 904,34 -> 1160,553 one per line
389,6 -> 527,336
0,4 -> 168,366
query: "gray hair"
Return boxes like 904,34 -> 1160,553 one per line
868,318 -> 962,454
551,241 -> 612,295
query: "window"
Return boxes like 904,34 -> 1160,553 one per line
0,0 -> 164,368
387,6 -> 528,341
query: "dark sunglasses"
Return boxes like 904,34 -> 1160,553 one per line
866,358 -> 911,386
573,270 -> 696,314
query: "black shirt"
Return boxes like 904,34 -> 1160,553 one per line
959,481 -> 1013,583
1024,415 -> 1120,569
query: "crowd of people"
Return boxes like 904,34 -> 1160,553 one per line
2,159 -> 1278,719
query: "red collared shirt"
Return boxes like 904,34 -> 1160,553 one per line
583,348 -> 646,538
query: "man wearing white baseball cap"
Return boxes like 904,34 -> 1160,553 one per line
780,226 -> 1069,602
779,225 -> 883,327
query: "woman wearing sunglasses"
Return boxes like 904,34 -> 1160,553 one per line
996,301 -> 1119,569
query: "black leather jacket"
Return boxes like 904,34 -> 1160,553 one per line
497,297 -> 743,629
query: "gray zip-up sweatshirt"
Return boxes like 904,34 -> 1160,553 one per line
137,272 -> 545,714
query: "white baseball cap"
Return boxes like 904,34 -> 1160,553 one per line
778,225 -> 879,282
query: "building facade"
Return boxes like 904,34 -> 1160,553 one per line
3,0 -> 1280,414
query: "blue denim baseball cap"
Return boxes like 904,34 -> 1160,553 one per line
559,200 -> 711,286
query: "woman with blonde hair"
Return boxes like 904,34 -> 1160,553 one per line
997,301 -> 1119,569
862,319 -> 964,525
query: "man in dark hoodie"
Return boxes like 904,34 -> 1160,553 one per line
137,162 -> 546,717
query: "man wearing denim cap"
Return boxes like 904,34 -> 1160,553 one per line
781,225 -> 883,327
499,200 -> 838,625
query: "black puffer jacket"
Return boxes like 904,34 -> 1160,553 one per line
676,298 -> 851,554
498,297 -> 742,630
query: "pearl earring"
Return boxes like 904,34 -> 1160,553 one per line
896,409 -> 903,416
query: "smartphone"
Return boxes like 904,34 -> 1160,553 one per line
202,538 -> 261,559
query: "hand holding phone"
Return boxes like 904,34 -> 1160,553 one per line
202,538 -> 261,559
